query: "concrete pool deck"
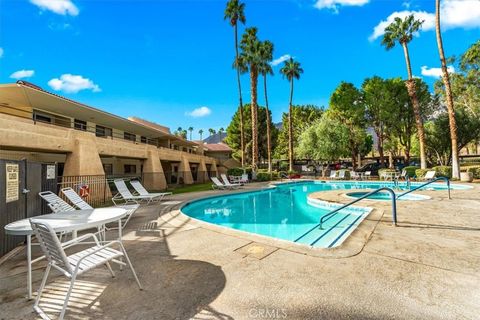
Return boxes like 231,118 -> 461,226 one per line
1,181 -> 479,319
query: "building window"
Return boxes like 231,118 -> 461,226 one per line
141,136 -> 147,144
33,112 -> 52,124
124,132 -> 136,142
124,164 -> 136,174
74,119 -> 87,131
103,163 -> 113,176
96,125 -> 112,138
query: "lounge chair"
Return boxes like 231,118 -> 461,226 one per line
61,187 -> 139,230
38,191 -> 76,213
211,177 -> 238,190
239,174 -> 249,184
337,170 -> 346,180
420,170 -> 436,181
112,179 -> 161,205
221,174 -> 242,188
350,171 -> 360,180
329,170 -> 337,179
30,219 -> 142,320
130,180 -> 172,201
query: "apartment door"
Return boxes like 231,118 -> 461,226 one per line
0,160 -> 57,256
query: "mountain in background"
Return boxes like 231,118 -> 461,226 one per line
203,132 -> 227,144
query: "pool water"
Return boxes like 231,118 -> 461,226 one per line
346,191 -> 430,201
181,181 -> 469,248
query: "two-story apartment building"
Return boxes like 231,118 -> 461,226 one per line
0,81 -> 220,190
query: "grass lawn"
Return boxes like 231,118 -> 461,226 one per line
167,183 -> 213,194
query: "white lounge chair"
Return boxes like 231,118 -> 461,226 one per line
239,174 -> 249,184
329,170 -> 337,179
30,219 -> 142,320
38,191 -> 76,213
420,170 -> 436,181
61,187 -> 139,230
130,180 -> 172,201
350,171 -> 360,180
338,170 -> 346,180
112,179 -> 160,205
211,177 -> 237,190
221,174 -> 241,188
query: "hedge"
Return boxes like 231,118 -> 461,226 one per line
403,166 -> 419,178
227,167 -> 252,177
465,165 -> 480,179
432,166 -> 452,178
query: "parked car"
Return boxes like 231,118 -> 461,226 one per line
355,162 -> 386,176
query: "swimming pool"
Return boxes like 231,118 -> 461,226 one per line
181,180 -> 470,248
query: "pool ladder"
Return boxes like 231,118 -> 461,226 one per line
295,177 -> 451,246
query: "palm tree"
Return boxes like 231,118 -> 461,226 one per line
219,127 -> 225,135
381,15 -> 427,169
239,27 -> 263,171
209,128 -> 216,136
188,126 -> 194,140
280,57 -> 303,172
198,129 -> 204,140
258,40 -> 274,173
435,0 -> 460,179
224,0 -> 246,168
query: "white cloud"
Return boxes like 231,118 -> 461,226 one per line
48,74 -> 101,93
30,0 -> 79,16
0,47 -> 3,58
271,54 -> 291,66
10,70 -> 35,79
369,0 -> 480,41
314,0 -> 369,12
185,106 -> 211,118
421,65 -> 455,78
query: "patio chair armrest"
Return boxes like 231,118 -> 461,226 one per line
62,233 -> 100,249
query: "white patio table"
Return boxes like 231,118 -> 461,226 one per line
4,207 -> 127,300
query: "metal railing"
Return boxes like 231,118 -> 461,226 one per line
396,177 -> 451,200
295,187 -> 398,244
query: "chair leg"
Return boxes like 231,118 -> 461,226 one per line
33,264 -> 51,310
119,243 -> 143,290
105,261 -> 116,278
59,274 -> 77,320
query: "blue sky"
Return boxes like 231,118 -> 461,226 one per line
1,0 -> 479,140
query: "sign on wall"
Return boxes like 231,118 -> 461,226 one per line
46,165 -> 56,180
6,163 -> 19,203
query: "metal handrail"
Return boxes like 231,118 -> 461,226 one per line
396,177 -> 450,200
294,187 -> 398,244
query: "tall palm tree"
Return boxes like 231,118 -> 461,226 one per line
224,0 -> 246,168
209,128 -> 216,136
258,40 -> 274,173
239,27 -> 263,171
435,0 -> 460,179
198,129 -> 204,140
188,126 -> 194,140
381,15 -> 427,169
280,57 -> 303,172
219,127 -> 225,135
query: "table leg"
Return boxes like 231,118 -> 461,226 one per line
27,234 -> 32,300
118,219 -> 123,270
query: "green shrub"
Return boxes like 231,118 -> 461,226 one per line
432,166 -> 452,178
465,165 -> 480,178
415,169 -> 430,179
256,172 -> 273,181
403,166 -> 419,178
227,167 -> 252,177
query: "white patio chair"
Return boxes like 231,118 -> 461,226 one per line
337,170 -> 346,180
364,171 -> 371,180
30,219 -> 142,320
61,187 -> 139,230
112,179 -> 157,205
38,191 -> 75,213
239,174 -> 249,184
329,170 -> 337,179
350,171 -> 359,180
130,180 -> 172,202
221,174 -> 241,188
